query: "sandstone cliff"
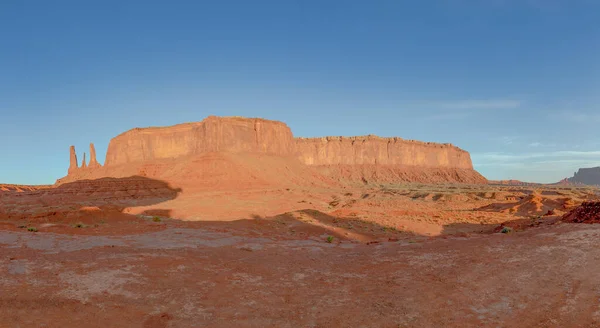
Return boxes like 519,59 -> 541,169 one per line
68,146 -> 78,174
65,144 -> 102,178
58,116 -> 487,185
104,116 -> 295,166
88,143 -> 101,168
295,136 -> 473,169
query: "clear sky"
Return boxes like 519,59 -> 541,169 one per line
1,0 -> 598,185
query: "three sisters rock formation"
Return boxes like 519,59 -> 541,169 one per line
68,143 -> 101,174
58,116 -> 487,186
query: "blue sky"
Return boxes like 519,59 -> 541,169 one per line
0,0 -> 598,184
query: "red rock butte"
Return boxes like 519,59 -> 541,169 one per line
58,115 -> 486,186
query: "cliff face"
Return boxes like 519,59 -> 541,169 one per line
58,116 -> 487,185
567,167 -> 600,186
104,116 -> 295,166
295,136 -> 473,169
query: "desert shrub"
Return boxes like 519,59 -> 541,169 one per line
152,216 -> 162,222
27,227 -> 38,232
326,235 -> 334,243
501,227 -> 513,234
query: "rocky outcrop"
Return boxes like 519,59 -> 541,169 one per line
88,143 -> 101,168
104,116 -> 295,166
0,184 -> 51,193
563,202 -> 600,223
59,116 -> 487,185
68,146 -> 78,174
66,145 -> 102,177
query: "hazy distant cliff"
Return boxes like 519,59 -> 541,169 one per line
567,167 -> 600,186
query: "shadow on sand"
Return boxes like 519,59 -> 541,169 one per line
0,176 -> 181,228
1,175 -> 557,240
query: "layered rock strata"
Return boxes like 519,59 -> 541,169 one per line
295,136 -> 473,169
104,116 -> 295,166
58,116 -> 487,185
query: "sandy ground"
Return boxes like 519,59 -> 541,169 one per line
3,222 -> 600,327
2,181 -> 600,327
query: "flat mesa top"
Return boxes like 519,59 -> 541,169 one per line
296,135 -> 459,149
110,115 -> 463,151
115,116 -> 289,137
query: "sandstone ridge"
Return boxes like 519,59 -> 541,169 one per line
58,116 -> 487,185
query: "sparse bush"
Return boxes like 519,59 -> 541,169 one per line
152,216 -> 162,222
27,227 -> 38,232
501,227 -> 513,234
74,223 -> 85,228
326,235 -> 334,243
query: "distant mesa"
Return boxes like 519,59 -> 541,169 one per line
488,180 -> 542,186
561,167 -> 600,186
57,116 -> 487,186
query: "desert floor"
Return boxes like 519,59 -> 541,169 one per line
2,181 -> 600,327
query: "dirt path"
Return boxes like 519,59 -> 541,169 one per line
2,222 -> 600,327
